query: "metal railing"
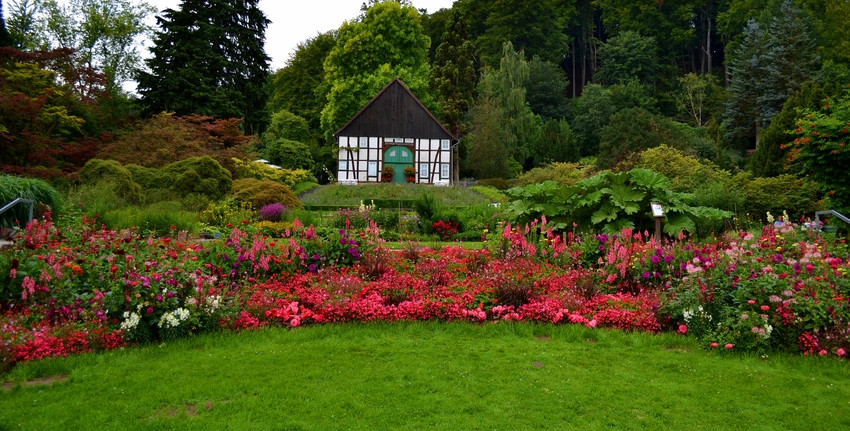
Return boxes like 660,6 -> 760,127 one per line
814,210 -> 850,231
0,198 -> 35,225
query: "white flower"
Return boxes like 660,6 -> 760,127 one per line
120,312 -> 141,331
682,308 -> 694,322
204,295 -> 221,313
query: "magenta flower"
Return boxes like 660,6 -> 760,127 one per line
146,307 -> 154,314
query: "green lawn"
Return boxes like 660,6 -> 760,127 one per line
1,322 -> 848,430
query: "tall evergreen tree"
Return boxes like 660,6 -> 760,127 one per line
429,9 -> 477,137
722,19 -> 766,149
136,0 -> 271,134
0,0 -> 12,47
757,0 -> 819,123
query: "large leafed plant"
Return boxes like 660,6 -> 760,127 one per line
504,168 -> 731,234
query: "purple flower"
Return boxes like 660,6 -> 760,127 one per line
664,255 -> 673,263
156,295 -> 163,301
308,264 -> 317,273
339,238 -> 347,244
642,271 -> 651,279
651,255 -> 661,264
258,203 -> 288,222
312,254 -> 321,261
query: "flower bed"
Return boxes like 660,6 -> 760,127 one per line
1,215 -> 848,369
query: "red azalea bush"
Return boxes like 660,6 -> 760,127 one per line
1,214 -> 849,369
431,220 -> 459,241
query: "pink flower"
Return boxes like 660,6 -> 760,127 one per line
837,348 -> 846,357
819,349 -> 827,356
760,305 -> 770,311
710,342 -> 718,348
677,324 -> 688,334
146,307 -> 154,314
724,343 -> 734,349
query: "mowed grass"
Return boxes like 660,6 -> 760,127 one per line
1,322 -> 848,430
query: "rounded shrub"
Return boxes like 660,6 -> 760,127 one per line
231,178 -> 301,209
158,156 -> 233,200
78,159 -> 142,203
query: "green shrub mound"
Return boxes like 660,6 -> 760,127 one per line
78,159 -> 142,203
156,156 -> 233,200
231,178 -> 301,209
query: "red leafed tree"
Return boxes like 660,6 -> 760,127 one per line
0,47 -> 113,179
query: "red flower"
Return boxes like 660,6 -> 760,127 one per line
760,305 -> 770,311
725,343 -> 734,349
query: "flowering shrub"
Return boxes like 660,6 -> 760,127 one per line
258,203 -> 289,222
431,220 -> 459,241
1,214 -> 848,368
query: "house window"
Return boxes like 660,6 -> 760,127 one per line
440,163 -> 450,179
359,137 -> 369,148
419,163 -> 429,179
441,139 -> 450,150
338,160 -> 348,171
368,161 -> 378,178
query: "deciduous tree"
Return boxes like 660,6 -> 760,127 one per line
320,1 -> 433,142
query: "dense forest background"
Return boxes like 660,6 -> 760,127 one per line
2,0 -> 850,211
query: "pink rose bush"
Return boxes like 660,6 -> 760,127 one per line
1,215 -> 848,369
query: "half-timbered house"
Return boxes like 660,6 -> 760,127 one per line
335,78 -> 456,185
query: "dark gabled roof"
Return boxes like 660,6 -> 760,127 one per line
334,78 -> 457,141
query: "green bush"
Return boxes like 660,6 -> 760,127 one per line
231,158 -> 313,187
78,159 -> 142,203
65,181 -> 130,219
468,186 -> 508,204
370,209 -> 400,231
732,173 -> 821,223
102,203 -> 199,235
477,178 -> 510,190
514,162 -> 597,187
231,178 -> 301,209
263,139 -> 315,171
157,156 -> 233,200
0,174 -> 63,227
630,145 -> 730,193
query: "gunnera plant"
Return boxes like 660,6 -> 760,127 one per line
258,203 -> 289,222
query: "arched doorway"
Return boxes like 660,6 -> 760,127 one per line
384,146 -> 413,184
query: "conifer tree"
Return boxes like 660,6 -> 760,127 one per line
757,0 -> 819,123
0,0 -> 11,47
136,0 -> 271,134
723,19 -> 766,149
429,9 -> 476,138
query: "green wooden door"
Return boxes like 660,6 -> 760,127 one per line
385,146 -> 413,184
